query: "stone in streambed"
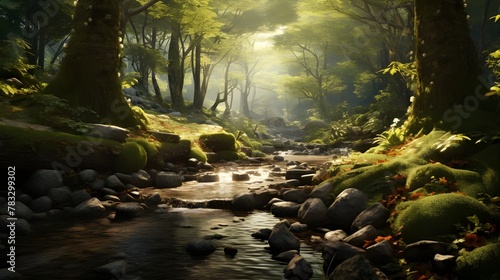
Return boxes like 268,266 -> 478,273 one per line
283,255 -> 313,280
268,222 -> 300,253
186,238 -> 216,256
73,198 -> 106,217
326,188 -> 367,231
23,169 -> 63,198
298,198 -> 327,227
271,201 -> 301,217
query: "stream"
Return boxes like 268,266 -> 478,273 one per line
15,155 -> 333,280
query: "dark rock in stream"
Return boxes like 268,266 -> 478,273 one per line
344,225 -> 379,248
155,172 -> 183,188
186,238 -> 217,256
283,189 -> 308,203
115,202 -> 145,219
72,198 -> 106,217
105,175 -> 127,191
322,241 -> 365,275
23,169 -> 63,198
329,254 -> 380,280
48,187 -> 71,206
268,222 -> 301,253
271,201 -> 301,217
29,196 -> 52,213
309,182 -> 335,205
94,260 -> 127,279
79,169 -> 97,183
326,188 -> 368,231
224,246 -> 238,256
232,193 -> 255,211
297,198 -> 327,227
252,228 -> 273,240
272,250 -> 299,262
283,255 -> 313,280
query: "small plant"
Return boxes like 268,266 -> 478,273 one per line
373,118 -> 409,151
424,176 -> 458,194
452,215 -> 496,251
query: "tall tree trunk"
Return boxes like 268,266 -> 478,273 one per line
151,26 -> 163,104
408,0 -> 479,132
43,0 -> 144,128
192,38 -> 203,110
167,21 -> 185,110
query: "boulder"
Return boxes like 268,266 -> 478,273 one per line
456,242 -> 500,280
232,173 -> 250,181
329,254 -> 379,280
253,189 -> 279,209
23,169 -> 63,198
16,193 -> 32,206
309,182 -> 335,205
404,240 -> 449,263
115,202 -> 145,219
271,201 -> 301,217
130,170 -> 152,188
289,222 -> 308,233
251,228 -> 272,240
146,193 -> 162,207
105,175 -> 127,192
14,201 -> 33,221
198,173 -> 220,182
284,179 -> 303,188
70,190 -> 92,207
326,188 -> 368,231
285,169 -> 316,180
351,202 -> 389,232
29,196 -> 52,213
268,223 -> 301,253
224,246 -> 238,256
283,189 -> 308,203
365,240 -> 394,265
48,187 -> 71,206
344,225 -> 379,248
298,198 -> 327,227
91,179 -> 106,191
85,124 -> 129,143
433,254 -> 456,274
156,172 -> 183,188
324,229 -> 348,243
186,238 -> 216,256
273,250 -> 299,262
79,169 -> 97,183
322,241 -> 365,275
73,198 -> 106,217
232,193 -> 255,211
283,255 -> 313,280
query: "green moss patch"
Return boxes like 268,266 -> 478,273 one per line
457,242 -> 500,280
199,132 -> 236,152
190,146 -> 208,163
215,150 -> 243,161
393,193 -> 492,243
115,142 -> 147,174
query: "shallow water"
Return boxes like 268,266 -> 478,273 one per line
16,209 -> 324,279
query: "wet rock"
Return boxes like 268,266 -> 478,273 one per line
29,196 -> 52,213
253,189 -> 279,209
196,161 -> 214,170
232,193 -> 255,211
146,193 -> 162,207
130,170 -> 152,188
103,195 -> 121,202
106,175 -> 127,191
324,229 -> 348,242
365,240 -> 394,265
23,169 -> 63,198
224,246 -> 238,256
198,173 -> 220,183
48,187 -> 71,206
433,254 -> 456,274
251,228 -> 272,240
115,173 -> 133,185
0,216 -> 30,235
101,187 -> 118,196
70,190 -> 92,207
309,182 -> 335,205
14,201 -> 33,220
284,179 -> 303,187
79,169 -> 97,183
298,198 -> 327,227
285,169 -> 316,180
329,254 -> 378,280
73,198 -> 106,217
115,202 -> 145,219
261,145 -> 276,154
186,238 -> 216,255
404,240 -> 449,263
300,174 -> 315,185
232,173 -> 250,181
351,202 -> 390,232
283,189 -> 308,203
327,188 -> 368,231
344,225 -> 379,248
274,155 -> 285,161
187,158 -> 199,167
322,241 -> 366,275
290,222 -> 308,233
271,201 -> 301,217
94,260 -> 127,279
16,193 -> 33,206
91,179 -> 105,191
268,222 -> 301,253
284,255 -> 313,280
267,198 -> 284,209
273,250 -> 299,262
156,172 -> 183,188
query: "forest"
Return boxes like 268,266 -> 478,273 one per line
1,0 -> 500,279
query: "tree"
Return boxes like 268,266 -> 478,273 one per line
43,0 -> 146,128
406,0 -> 480,132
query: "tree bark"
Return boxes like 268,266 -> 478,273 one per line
408,0 -> 479,132
192,38 -> 203,110
167,21 -> 186,109
43,0 -> 144,128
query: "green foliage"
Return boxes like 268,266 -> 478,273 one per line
121,72 -> 141,89
380,61 -> 417,91
372,118 -> 408,152
251,150 -> 266,157
115,142 -> 148,174
129,138 -> 160,157
124,44 -> 169,73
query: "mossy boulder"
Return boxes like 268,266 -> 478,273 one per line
190,146 -> 208,163
161,139 -> 191,163
472,143 -> 500,196
215,150 -> 242,161
456,242 -> 500,280
115,142 -> 147,174
393,193 -> 492,243
199,132 -> 236,152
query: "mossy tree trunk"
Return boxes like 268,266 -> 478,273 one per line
43,0 -> 144,128
408,0 -> 479,132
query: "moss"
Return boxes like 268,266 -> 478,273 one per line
161,139 -> 191,163
456,243 -> 500,280
407,164 -> 456,191
131,106 -> 151,126
199,132 -> 236,152
216,150 -> 241,161
472,144 -> 500,196
251,150 -> 266,157
251,140 -> 263,151
114,142 -> 147,174
393,193 -> 492,243
190,146 -> 208,163
129,138 -> 159,156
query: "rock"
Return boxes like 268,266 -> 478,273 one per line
253,189 -> 279,209
329,254 -> 378,280
1,216 -> 31,235
94,260 -> 127,279
274,155 -> 285,161
146,193 -> 162,207
283,189 -> 308,203
101,187 -> 118,196
130,170 -> 152,188
326,188 -> 368,231
196,161 -> 214,170
79,169 -> 97,183
106,175 -> 127,192
16,193 -> 33,206
0,268 -> 22,279
115,202 -> 145,219
456,242 -> 500,280
351,202 -> 390,232
156,172 -> 183,188
284,179 -> 302,187
103,195 -> 121,202
404,240 -> 449,262
14,201 -> 33,220
85,124 -> 129,143
23,169 -> 63,198
298,198 -> 327,227
29,196 -> 52,213
272,250 -> 299,262
73,198 -> 106,217
283,255 -> 313,280
290,222 -> 308,233
271,201 -> 301,217
433,254 -> 456,274
251,228 -> 272,240
48,187 -> 71,206
70,190 -> 92,207
322,241 -> 365,275
232,173 -> 250,181
91,179 -> 106,191
365,240 -> 394,265
285,169 -> 316,180
268,223 -> 301,253
300,174 -> 315,185
309,182 -> 335,205
261,145 -> 276,154
344,225 -> 379,248
232,193 -> 255,211
224,246 -> 238,256
198,173 -> 220,182
324,230 -> 348,243
186,238 -> 216,255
